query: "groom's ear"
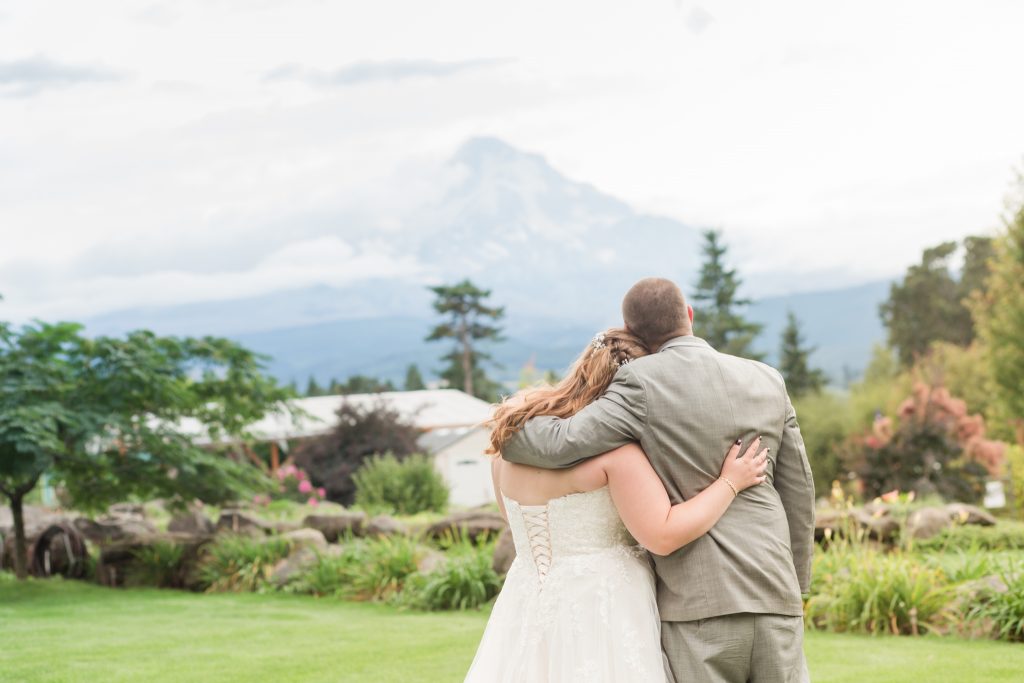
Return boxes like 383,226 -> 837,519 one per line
687,305 -> 694,324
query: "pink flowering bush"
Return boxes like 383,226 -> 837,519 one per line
274,464 -> 327,505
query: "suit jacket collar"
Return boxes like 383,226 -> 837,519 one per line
657,335 -> 712,353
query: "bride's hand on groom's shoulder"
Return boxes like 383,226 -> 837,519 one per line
720,437 -> 769,493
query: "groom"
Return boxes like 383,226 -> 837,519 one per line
501,277 -> 815,683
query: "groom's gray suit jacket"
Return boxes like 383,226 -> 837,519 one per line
501,335 -> 815,622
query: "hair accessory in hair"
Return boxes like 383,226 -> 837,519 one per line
591,332 -> 607,350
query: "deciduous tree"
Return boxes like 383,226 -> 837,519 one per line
0,320 -> 286,580
972,177 -> 1024,443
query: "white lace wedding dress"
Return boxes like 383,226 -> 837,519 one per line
464,486 -> 668,682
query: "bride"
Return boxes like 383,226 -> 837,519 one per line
464,328 -> 768,683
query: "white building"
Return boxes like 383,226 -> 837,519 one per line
179,389 -> 498,508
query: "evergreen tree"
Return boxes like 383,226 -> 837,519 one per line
779,311 -> 826,396
426,279 -> 504,401
691,230 -> 764,359
334,375 -> 395,395
404,364 -> 426,391
972,177 -> 1024,442
305,376 -> 323,397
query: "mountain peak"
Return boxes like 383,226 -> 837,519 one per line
452,136 -> 548,172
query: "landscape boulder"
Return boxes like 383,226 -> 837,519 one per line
95,532 -> 210,589
302,512 -> 367,542
107,503 -> 146,519
270,546 -> 321,587
906,507 -> 953,540
168,507 -> 216,536
944,503 -> 997,527
852,508 -> 901,543
365,515 -> 405,537
216,510 -> 274,536
281,528 -> 328,551
426,510 -> 506,543
74,515 -> 157,545
417,548 -> 446,574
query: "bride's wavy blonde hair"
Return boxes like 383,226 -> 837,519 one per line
487,327 -> 650,455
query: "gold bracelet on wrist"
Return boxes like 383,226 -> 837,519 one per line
719,476 -> 739,497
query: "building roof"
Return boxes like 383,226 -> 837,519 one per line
418,425 -> 487,453
179,389 -> 495,444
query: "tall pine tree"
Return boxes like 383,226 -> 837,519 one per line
779,310 -> 826,396
426,279 -> 504,401
691,230 -> 764,359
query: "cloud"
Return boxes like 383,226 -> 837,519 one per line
0,236 -> 427,323
131,3 -> 181,26
0,56 -> 122,97
263,57 -> 512,87
684,6 -> 714,34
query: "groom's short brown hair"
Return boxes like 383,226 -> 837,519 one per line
622,278 -> 691,349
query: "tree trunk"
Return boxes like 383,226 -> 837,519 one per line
9,493 -> 28,580
459,321 -> 473,396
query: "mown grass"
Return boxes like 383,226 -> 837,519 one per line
3,577 -> 1024,682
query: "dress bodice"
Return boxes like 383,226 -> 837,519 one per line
502,487 -> 637,582
468,486 -> 665,681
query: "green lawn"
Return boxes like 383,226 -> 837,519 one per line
2,578 -> 1022,682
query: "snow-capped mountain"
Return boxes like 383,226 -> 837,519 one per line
83,137 -> 888,385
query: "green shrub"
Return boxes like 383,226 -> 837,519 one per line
969,558 -> 1024,642
353,453 -> 449,515
351,535 -> 422,600
399,536 -> 501,611
288,535 -> 424,600
286,542 -> 367,597
198,535 -> 292,593
793,391 -> 856,493
127,540 -> 186,589
806,546 -> 955,635
912,521 -> 1024,553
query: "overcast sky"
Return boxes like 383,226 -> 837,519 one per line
2,0 -> 1023,322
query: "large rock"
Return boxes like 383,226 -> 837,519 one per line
281,528 -> 328,551
426,510 -> 506,543
302,513 -> 367,542
216,510 -> 273,536
74,515 -> 157,545
906,507 -> 953,540
944,503 -> 997,527
107,503 -> 146,519
95,532 -> 209,589
491,527 -> 516,575
269,546 -> 321,587
813,508 -> 844,542
417,548 -> 446,574
852,508 -> 901,543
168,507 -> 216,536
366,515 -> 405,537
